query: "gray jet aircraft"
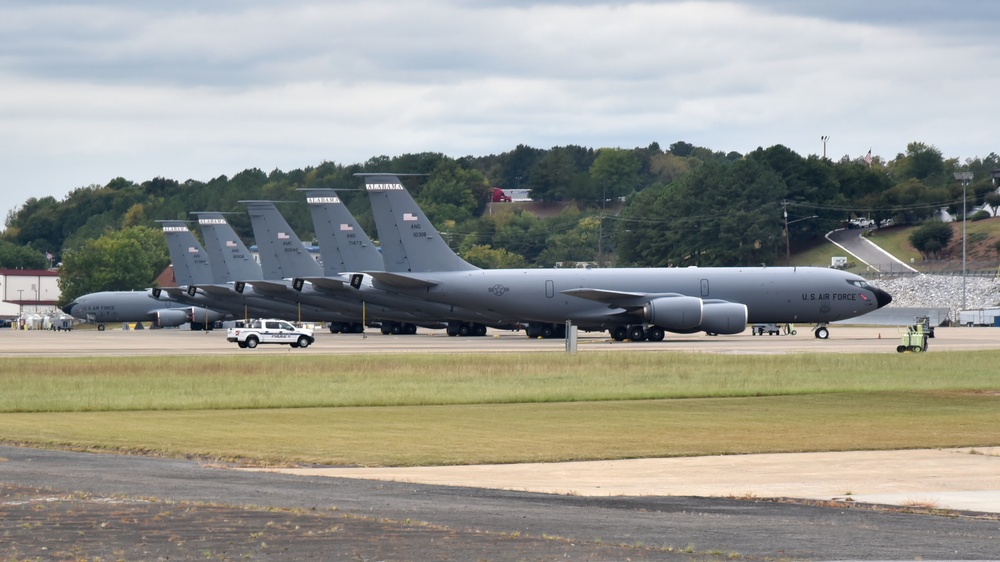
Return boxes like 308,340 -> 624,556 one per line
292,189 -> 517,335
357,173 -> 893,341
174,212 -> 341,322
62,220 -> 228,330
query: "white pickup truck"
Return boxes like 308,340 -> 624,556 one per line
226,319 -> 315,349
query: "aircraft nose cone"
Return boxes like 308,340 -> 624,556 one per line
872,287 -> 892,308
61,302 -> 77,315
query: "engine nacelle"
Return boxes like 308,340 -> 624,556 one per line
643,296 -> 703,331
189,307 -> 225,324
699,301 -> 748,335
154,309 -> 191,327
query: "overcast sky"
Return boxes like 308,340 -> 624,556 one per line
3,0 -> 999,228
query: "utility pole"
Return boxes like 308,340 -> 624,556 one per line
954,171 -> 973,310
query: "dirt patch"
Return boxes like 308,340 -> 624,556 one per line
0,484 -> 691,561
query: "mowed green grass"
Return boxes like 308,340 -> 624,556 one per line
1,352 -> 998,466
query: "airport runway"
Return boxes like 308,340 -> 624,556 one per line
3,324 -> 1000,559
2,323 -> 997,356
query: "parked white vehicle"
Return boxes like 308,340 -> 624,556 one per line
226,319 -> 315,349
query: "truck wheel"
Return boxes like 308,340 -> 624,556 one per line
297,336 -> 311,348
237,342 -> 248,348
245,336 -> 258,349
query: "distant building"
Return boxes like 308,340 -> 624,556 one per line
0,269 -> 60,317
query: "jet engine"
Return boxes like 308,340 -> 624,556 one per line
188,307 -> 225,324
642,296 -> 703,331
154,309 -> 191,327
698,301 -> 747,335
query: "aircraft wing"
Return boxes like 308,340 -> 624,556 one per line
561,288 -> 671,310
366,271 -> 440,289
197,284 -> 239,296
304,277 -> 350,292
248,280 -> 293,295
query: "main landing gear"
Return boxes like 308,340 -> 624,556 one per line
446,322 -> 488,337
524,322 -> 566,339
329,322 -> 365,334
609,324 -> 666,342
379,321 -> 418,335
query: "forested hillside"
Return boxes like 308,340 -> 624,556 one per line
2,141 -> 997,304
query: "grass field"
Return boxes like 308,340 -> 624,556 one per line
1,352 -> 998,466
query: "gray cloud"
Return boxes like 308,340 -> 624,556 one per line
1,0 -> 998,226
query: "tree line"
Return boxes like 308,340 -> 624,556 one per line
1,140 -> 997,304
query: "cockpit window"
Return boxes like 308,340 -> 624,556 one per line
848,280 -> 871,290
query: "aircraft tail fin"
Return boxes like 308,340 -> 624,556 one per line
158,220 -> 214,286
192,212 -> 264,282
359,173 -> 478,273
302,189 -> 384,275
242,201 -> 323,279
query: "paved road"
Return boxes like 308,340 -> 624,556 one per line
3,446 -> 999,560
826,227 -> 918,273
2,323 -> 995,356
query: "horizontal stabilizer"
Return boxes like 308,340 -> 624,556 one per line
366,271 -> 440,289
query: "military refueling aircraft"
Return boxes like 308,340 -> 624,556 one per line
250,197 -> 508,335
61,220 -> 228,330
356,173 -> 893,341
293,189 -> 517,335
173,212 -> 339,322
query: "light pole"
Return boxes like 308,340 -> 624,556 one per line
954,171 -> 973,310
821,136 -> 829,159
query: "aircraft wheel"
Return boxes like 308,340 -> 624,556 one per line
405,323 -> 418,335
391,323 -> 403,335
814,326 -> 830,339
646,326 -> 665,342
610,326 -> 627,341
245,336 -> 259,349
458,324 -> 472,337
97,323 -> 105,331
540,325 -> 555,338
297,336 -> 311,348
628,325 -> 646,342
473,324 -> 487,337
446,326 -> 459,337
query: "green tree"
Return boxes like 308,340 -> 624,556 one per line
461,245 -> 527,268
893,142 -> 946,183
527,148 -> 577,202
0,239 -> 48,269
418,162 -> 490,224
590,148 -> 641,202
57,226 -> 170,305
908,220 -> 953,259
